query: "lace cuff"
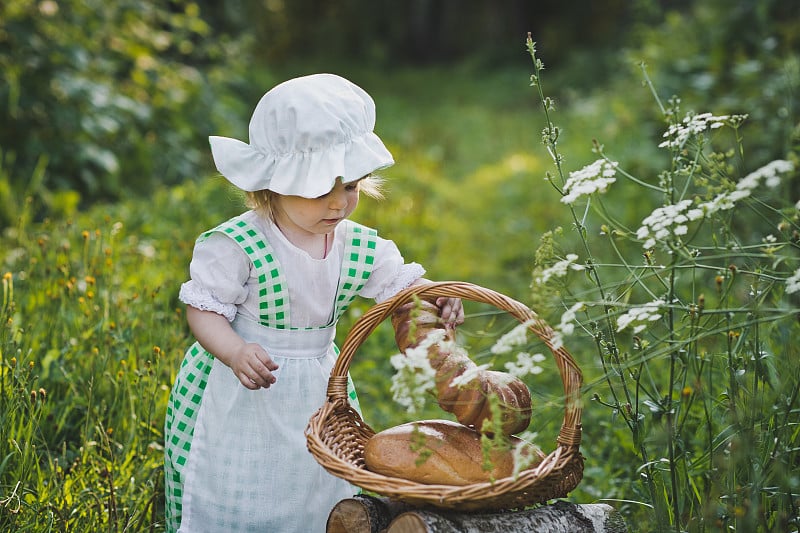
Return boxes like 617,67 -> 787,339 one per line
374,262 -> 426,303
179,281 -> 238,322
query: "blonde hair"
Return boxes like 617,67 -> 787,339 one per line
245,175 -> 385,218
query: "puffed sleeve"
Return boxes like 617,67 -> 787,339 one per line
178,232 -> 251,321
359,236 -> 425,303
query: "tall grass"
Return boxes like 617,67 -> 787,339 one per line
0,177 -> 241,530
0,212 -> 178,530
524,34 -> 800,531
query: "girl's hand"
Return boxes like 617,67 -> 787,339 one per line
436,297 -> 465,328
229,342 -> 279,390
186,306 -> 280,391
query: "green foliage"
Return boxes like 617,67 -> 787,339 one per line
1,220 -> 173,529
1,1 -> 799,530
0,176 -> 241,530
0,0 -> 253,226
526,29 -> 800,532
629,0 -> 799,166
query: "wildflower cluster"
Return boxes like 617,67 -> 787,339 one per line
527,34 -> 799,532
532,254 -> 585,284
551,302 -> 584,350
658,112 -> 744,150
490,319 -> 537,354
785,268 -> 800,295
449,360 -> 491,388
702,158 -> 793,215
561,159 -> 618,204
636,200 -> 703,249
504,351 -> 546,378
389,329 -> 444,413
615,299 -> 666,333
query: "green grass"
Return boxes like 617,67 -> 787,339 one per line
2,55 -> 799,531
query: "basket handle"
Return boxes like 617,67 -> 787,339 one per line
328,281 -> 583,447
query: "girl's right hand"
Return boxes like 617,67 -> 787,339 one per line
230,342 -> 279,390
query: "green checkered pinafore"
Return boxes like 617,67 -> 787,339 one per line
163,216 -> 376,532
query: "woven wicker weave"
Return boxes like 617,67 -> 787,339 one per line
306,281 -> 583,511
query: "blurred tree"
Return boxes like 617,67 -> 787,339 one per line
630,0 -> 800,166
196,0 -> 632,67
0,0 -> 249,225
3,0 -> 796,228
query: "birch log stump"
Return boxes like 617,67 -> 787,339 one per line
327,495 -> 627,533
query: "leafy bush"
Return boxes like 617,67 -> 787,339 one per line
0,0 -> 252,225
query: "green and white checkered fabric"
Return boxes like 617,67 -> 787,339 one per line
164,217 -> 377,532
164,342 -> 213,531
198,216 -> 291,328
333,222 -> 377,323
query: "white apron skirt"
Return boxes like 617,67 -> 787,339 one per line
176,316 -> 354,532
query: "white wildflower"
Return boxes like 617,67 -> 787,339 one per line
616,299 -> 665,333
701,159 -> 795,216
658,112 -> 744,150
504,352 -> 546,378
550,330 -> 565,352
636,199 -> 704,249
561,159 -> 619,204
389,329 -> 444,413
786,268 -> 800,295
533,254 -> 585,284
740,159 -> 793,189
701,188 -> 751,215
450,362 -> 492,388
512,439 -> 545,477
552,302 -> 585,350
491,319 -> 537,354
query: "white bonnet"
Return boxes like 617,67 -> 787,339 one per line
208,73 -> 394,198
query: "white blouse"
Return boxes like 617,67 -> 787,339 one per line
179,210 -> 425,327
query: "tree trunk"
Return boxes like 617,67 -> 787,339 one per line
327,496 -> 627,533
326,494 -> 415,533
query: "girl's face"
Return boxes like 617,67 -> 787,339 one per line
272,177 -> 362,238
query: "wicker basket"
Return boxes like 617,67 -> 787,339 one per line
305,281 -> 583,511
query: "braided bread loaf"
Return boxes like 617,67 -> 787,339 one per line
391,298 -> 532,436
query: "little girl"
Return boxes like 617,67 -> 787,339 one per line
164,73 -> 462,532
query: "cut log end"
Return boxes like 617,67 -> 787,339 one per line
327,495 -> 628,533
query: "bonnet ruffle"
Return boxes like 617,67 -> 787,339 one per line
208,73 -> 394,198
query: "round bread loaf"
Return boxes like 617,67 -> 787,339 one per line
437,367 -> 532,436
363,419 -> 544,486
